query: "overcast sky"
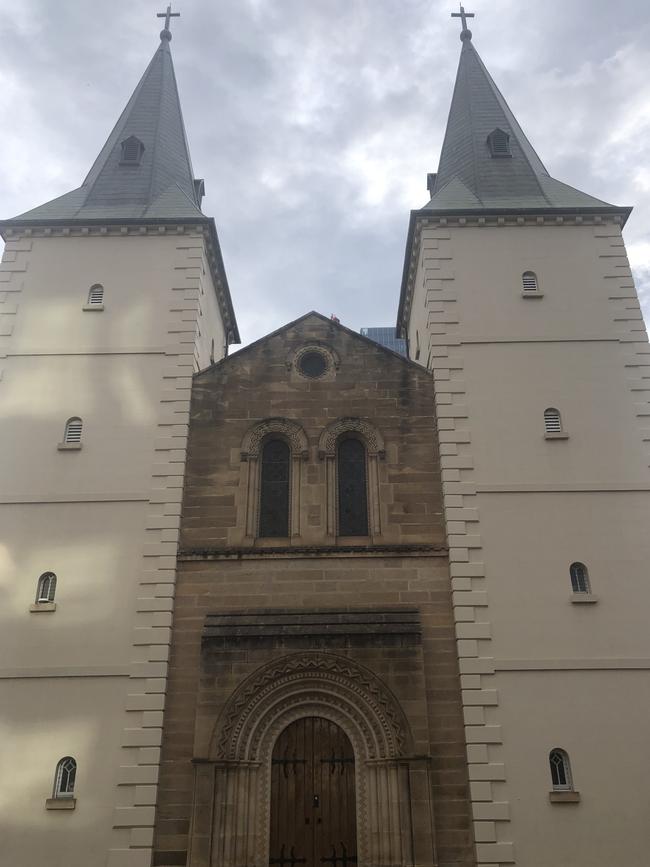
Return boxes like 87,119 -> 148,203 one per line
1,0 -> 649,345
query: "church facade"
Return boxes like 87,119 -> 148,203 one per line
2,10 -> 650,867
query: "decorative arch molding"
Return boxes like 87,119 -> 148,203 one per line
318,417 -> 385,459
188,653 -> 433,867
241,417 -> 309,462
318,418 -> 385,538
240,418 -> 308,538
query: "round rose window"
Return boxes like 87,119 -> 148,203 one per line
298,350 -> 328,378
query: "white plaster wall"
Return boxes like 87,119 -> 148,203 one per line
0,225 -> 228,867
406,217 -> 650,866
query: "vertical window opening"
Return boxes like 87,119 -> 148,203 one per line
337,437 -> 369,536
570,562 -> 591,594
87,284 -> 104,305
36,572 -> 57,603
549,749 -> 573,791
53,757 -> 77,799
522,271 -> 538,291
543,408 -> 562,434
259,438 -> 290,538
63,418 -> 83,444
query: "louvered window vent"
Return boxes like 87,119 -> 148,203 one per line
120,135 -> 145,165
487,128 -> 512,158
64,418 -> 83,444
36,572 -> 57,603
87,284 -> 104,305
522,271 -> 538,291
543,408 -> 562,434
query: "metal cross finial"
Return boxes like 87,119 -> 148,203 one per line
451,4 -> 475,41
157,4 -> 180,40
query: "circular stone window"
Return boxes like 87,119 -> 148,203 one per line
298,350 -> 328,379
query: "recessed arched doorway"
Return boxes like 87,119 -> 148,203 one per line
269,717 -> 357,867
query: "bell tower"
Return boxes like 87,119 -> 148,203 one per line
398,10 -> 650,867
0,12 -> 238,867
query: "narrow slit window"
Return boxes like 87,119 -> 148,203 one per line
53,757 -> 77,799
544,408 -> 562,434
522,271 -> 538,291
337,437 -> 369,536
36,572 -> 57,603
63,418 -> 83,444
259,438 -> 290,538
570,562 -> 591,594
87,284 -> 104,305
549,749 -> 573,791
415,330 -> 421,361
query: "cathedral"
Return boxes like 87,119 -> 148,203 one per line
2,7 -> 650,867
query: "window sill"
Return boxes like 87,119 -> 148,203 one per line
30,602 -> 57,613
571,593 -> 598,604
46,798 -> 76,810
57,442 -> 82,451
544,432 -> 569,440
82,304 -> 104,312
549,790 -> 580,804
521,291 -> 544,298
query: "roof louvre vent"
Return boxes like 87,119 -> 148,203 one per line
120,135 -> 145,166
487,128 -> 512,158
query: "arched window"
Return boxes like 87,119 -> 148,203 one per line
259,438 -> 290,538
87,284 -> 104,306
337,437 -> 369,536
522,271 -> 538,292
36,572 -> 57,603
543,408 -> 562,434
549,749 -> 573,791
569,562 -> 590,594
53,757 -> 77,799
63,417 -> 83,444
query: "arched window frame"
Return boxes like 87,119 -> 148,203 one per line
84,284 -> 104,309
258,435 -> 292,539
569,562 -> 590,594
36,572 -> 57,604
240,418 -> 308,540
543,407 -> 568,440
336,433 -> 370,537
53,757 -> 77,799
549,748 -> 573,791
521,271 -> 542,296
319,418 -> 385,539
59,417 -> 83,450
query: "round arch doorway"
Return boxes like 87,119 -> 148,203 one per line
269,717 -> 358,867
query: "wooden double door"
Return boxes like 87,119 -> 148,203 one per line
269,717 -> 358,867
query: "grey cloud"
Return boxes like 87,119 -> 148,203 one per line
1,0 -> 649,343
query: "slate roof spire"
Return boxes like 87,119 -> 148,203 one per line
10,25 -> 204,222
425,25 -> 615,212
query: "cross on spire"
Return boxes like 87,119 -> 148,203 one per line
451,4 -> 475,41
157,4 -> 180,40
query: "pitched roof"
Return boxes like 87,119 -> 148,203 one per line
425,37 -> 615,212
10,33 -> 203,222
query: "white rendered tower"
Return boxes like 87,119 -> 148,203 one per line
0,21 -> 238,867
398,19 -> 650,867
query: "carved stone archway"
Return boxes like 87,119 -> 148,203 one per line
240,418 -> 308,538
318,419 -> 385,538
188,653 -> 435,867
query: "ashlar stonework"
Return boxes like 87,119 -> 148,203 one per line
153,313 -> 475,867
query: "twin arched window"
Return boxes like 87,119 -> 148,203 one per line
256,431 -> 370,538
53,757 -> 77,799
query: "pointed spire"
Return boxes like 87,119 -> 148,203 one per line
425,31 -> 615,212
11,29 -> 203,222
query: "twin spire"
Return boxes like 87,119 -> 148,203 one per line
10,6 -> 618,224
